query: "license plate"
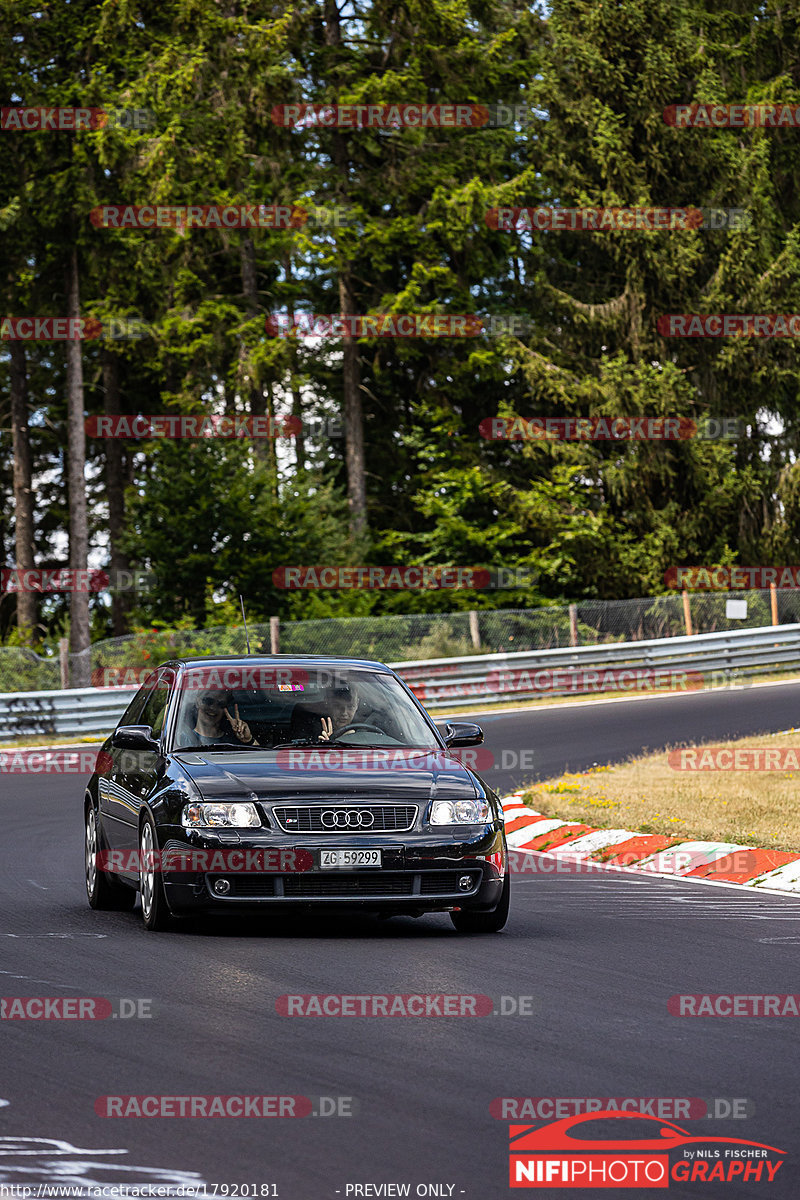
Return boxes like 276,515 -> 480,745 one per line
319,849 -> 382,869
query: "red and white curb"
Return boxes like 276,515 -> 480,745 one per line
501,793 -> 800,896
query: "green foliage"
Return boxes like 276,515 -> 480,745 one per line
2,0 -> 800,647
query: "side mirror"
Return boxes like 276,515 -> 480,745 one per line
112,724 -> 159,752
442,722 -> 484,748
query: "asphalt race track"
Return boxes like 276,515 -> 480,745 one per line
467,678 -> 800,794
2,684 -> 800,1199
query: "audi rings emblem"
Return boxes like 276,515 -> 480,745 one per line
320,809 -> 375,828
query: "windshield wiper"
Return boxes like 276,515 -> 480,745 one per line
269,739 -> 412,751
173,742 -> 265,753
269,738 -> 355,750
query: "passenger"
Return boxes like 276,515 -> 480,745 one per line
191,689 -> 259,746
290,682 -> 360,743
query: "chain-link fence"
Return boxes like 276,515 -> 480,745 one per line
1,589 -> 796,692
0,646 -> 62,693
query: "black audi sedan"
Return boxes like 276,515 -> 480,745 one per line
83,655 -> 509,932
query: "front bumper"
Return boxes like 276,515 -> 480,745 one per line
158,824 -> 506,914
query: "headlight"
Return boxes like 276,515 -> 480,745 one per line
429,799 -> 490,825
181,802 -> 261,829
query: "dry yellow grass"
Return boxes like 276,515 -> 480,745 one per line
519,729 -> 800,852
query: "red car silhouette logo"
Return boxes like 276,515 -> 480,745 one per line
510,1110 -> 784,1154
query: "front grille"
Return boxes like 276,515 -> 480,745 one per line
283,872 -> 414,897
205,869 -> 481,901
273,804 -> 417,833
420,871 -> 480,895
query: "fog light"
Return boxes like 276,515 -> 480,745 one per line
458,875 -> 472,891
213,878 -> 231,895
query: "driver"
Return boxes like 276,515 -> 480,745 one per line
290,682 -> 359,743
191,689 -> 259,746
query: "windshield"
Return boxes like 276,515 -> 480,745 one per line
171,665 -> 440,752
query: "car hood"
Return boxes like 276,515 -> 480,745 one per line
174,749 -> 480,802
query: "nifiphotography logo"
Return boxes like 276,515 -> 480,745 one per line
508,1110 -> 785,1188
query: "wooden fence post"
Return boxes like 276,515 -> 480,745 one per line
468,610 -> 480,650
59,637 -> 69,688
682,589 -> 693,636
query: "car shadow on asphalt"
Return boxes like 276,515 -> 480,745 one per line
166,912 -> 459,938
67,895 -> 537,940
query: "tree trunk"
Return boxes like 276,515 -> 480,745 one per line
291,380 -> 305,473
240,233 -> 276,476
65,246 -> 90,686
102,349 -> 131,636
9,341 -> 37,633
324,0 -> 367,535
284,254 -> 305,473
339,273 -> 366,535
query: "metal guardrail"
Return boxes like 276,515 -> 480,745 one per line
0,624 -> 798,739
391,623 -> 800,708
0,687 -> 138,740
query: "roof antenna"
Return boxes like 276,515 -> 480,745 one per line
239,594 -> 252,654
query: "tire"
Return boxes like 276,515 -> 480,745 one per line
450,872 -> 510,934
139,812 -> 172,931
85,804 -> 136,911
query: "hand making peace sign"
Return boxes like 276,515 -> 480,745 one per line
224,703 -> 255,744
318,715 -> 357,742
318,716 -> 333,742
